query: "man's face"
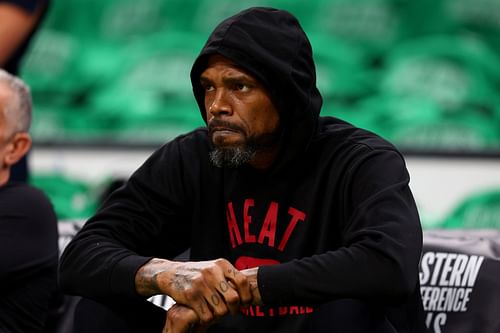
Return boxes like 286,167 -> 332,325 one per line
200,55 -> 280,168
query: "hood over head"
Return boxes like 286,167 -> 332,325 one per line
190,7 -> 323,171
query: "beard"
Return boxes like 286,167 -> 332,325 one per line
209,145 -> 256,168
208,120 -> 281,168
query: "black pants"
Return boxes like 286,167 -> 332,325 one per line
73,298 -> 165,333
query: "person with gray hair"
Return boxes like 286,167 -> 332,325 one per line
0,69 -> 59,332
0,69 -> 32,138
0,68 -> 32,181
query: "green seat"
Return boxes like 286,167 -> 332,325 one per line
380,35 -> 500,113
389,116 -> 500,151
373,35 -> 500,152
442,0 -> 500,58
400,0 -> 500,50
31,174 -> 100,220
20,29 -> 93,108
356,95 -> 500,151
272,1 -> 320,31
443,190 -> 500,229
55,0 -> 196,44
86,32 -> 205,143
20,0 -> 103,106
21,0 -> 206,145
189,0 -> 275,34
310,33 -> 376,104
312,0 -> 410,60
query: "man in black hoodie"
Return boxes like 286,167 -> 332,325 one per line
60,7 -> 426,333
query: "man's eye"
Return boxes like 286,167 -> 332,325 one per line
235,83 -> 249,91
204,85 -> 215,92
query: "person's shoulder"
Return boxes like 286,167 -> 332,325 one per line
2,181 -> 55,213
142,127 -> 210,167
8,181 -> 45,193
318,116 -> 398,153
2,181 -> 41,196
175,127 -> 209,143
157,127 -> 210,153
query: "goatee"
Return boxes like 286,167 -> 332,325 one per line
207,119 -> 282,168
209,145 -> 256,168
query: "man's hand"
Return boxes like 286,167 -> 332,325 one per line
162,304 -> 207,333
161,268 -> 262,333
135,258 -> 252,324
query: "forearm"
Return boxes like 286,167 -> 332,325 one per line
59,227 -> 153,299
0,3 -> 43,65
60,177 -> 189,299
258,241 -> 420,306
135,258 -> 179,298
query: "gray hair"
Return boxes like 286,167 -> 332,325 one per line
0,69 -> 32,135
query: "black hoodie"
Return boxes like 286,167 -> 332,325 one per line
60,7 -> 426,333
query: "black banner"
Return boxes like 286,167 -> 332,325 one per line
421,229 -> 500,333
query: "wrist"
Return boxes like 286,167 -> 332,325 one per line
135,258 -> 178,297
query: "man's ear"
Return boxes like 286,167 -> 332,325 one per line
4,132 -> 31,166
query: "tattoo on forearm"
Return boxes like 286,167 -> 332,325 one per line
136,258 -> 167,296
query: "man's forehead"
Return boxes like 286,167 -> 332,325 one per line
206,54 -> 236,67
201,54 -> 256,80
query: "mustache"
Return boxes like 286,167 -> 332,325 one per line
208,119 -> 244,133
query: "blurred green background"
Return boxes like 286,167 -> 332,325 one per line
21,0 -> 500,227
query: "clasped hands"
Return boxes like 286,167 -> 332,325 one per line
135,258 -> 260,333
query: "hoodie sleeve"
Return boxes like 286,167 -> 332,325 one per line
59,139 -> 194,300
258,149 -> 423,306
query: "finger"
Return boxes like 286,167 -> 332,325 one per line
217,279 -> 241,315
195,260 -> 235,316
210,262 -> 241,314
200,280 -> 232,318
184,280 -> 215,324
165,305 -> 199,333
192,297 -> 214,324
223,264 -> 252,307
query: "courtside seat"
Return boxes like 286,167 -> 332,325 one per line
31,174 -> 99,220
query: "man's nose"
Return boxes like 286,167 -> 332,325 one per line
208,89 -> 232,117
